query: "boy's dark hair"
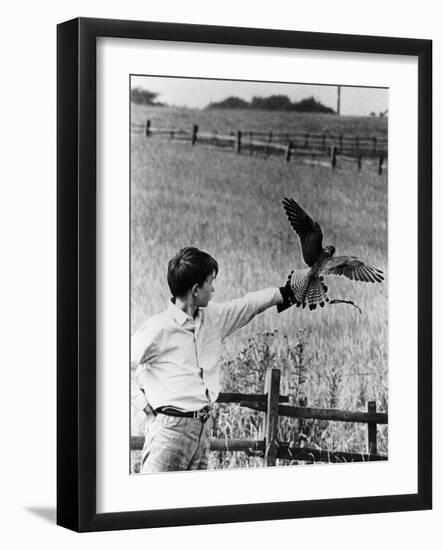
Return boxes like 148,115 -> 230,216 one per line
167,247 -> 218,298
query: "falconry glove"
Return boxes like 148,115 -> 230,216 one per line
277,272 -> 297,313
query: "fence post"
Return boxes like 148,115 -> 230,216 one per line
378,155 -> 384,175
236,130 -> 242,154
191,124 -> 199,145
264,368 -> 280,466
285,141 -> 293,162
357,154 -> 362,171
145,119 -> 151,136
331,145 -> 338,170
367,401 -> 377,455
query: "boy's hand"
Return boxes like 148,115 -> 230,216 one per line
143,403 -> 156,417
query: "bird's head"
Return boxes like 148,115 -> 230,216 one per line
324,245 -> 336,256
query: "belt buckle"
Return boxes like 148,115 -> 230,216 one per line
193,408 -> 209,421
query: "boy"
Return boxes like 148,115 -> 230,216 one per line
131,247 -> 295,472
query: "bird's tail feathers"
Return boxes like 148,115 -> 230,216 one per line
288,270 -> 329,310
305,277 -> 329,310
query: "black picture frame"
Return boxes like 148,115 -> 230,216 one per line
57,17 -> 432,532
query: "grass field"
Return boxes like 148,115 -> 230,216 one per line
130,105 -> 388,471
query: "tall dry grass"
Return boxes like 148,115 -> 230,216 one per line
130,106 -> 388,471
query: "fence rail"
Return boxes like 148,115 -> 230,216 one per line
132,120 -> 387,174
130,368 -> 388,467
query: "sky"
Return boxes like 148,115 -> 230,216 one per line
131,75 -> 388,117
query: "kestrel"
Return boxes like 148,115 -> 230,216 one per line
281,198 -> 384,310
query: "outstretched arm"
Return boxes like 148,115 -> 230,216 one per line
211,287 -> 284,339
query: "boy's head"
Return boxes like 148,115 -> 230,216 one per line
167,247 -> 218,305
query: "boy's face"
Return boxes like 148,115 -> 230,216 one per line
195,272 -> 216,307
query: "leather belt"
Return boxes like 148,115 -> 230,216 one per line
155,405 -> 212,421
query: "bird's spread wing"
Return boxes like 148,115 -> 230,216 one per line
282,198 -> 323,266
321,256 -> 384,282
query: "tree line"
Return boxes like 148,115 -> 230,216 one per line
131,87 -> 335,114
131,88 -> 165,106
207,95 -> 335,113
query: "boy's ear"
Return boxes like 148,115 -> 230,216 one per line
191,283 -> 200,296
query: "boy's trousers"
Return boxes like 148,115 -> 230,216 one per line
141,413 -> 213,472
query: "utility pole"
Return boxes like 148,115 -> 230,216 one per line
336,85 -> 341,115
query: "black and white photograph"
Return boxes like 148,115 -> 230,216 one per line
1,0 -> 439,542
129,76 -> 389,474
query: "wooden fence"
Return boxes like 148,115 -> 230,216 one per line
130,368 -> 388,466
131,119 -> 388,174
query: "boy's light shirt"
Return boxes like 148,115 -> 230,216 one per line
131,287 -> 282,411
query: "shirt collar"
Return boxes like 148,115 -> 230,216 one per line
167,299 -> 201,326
